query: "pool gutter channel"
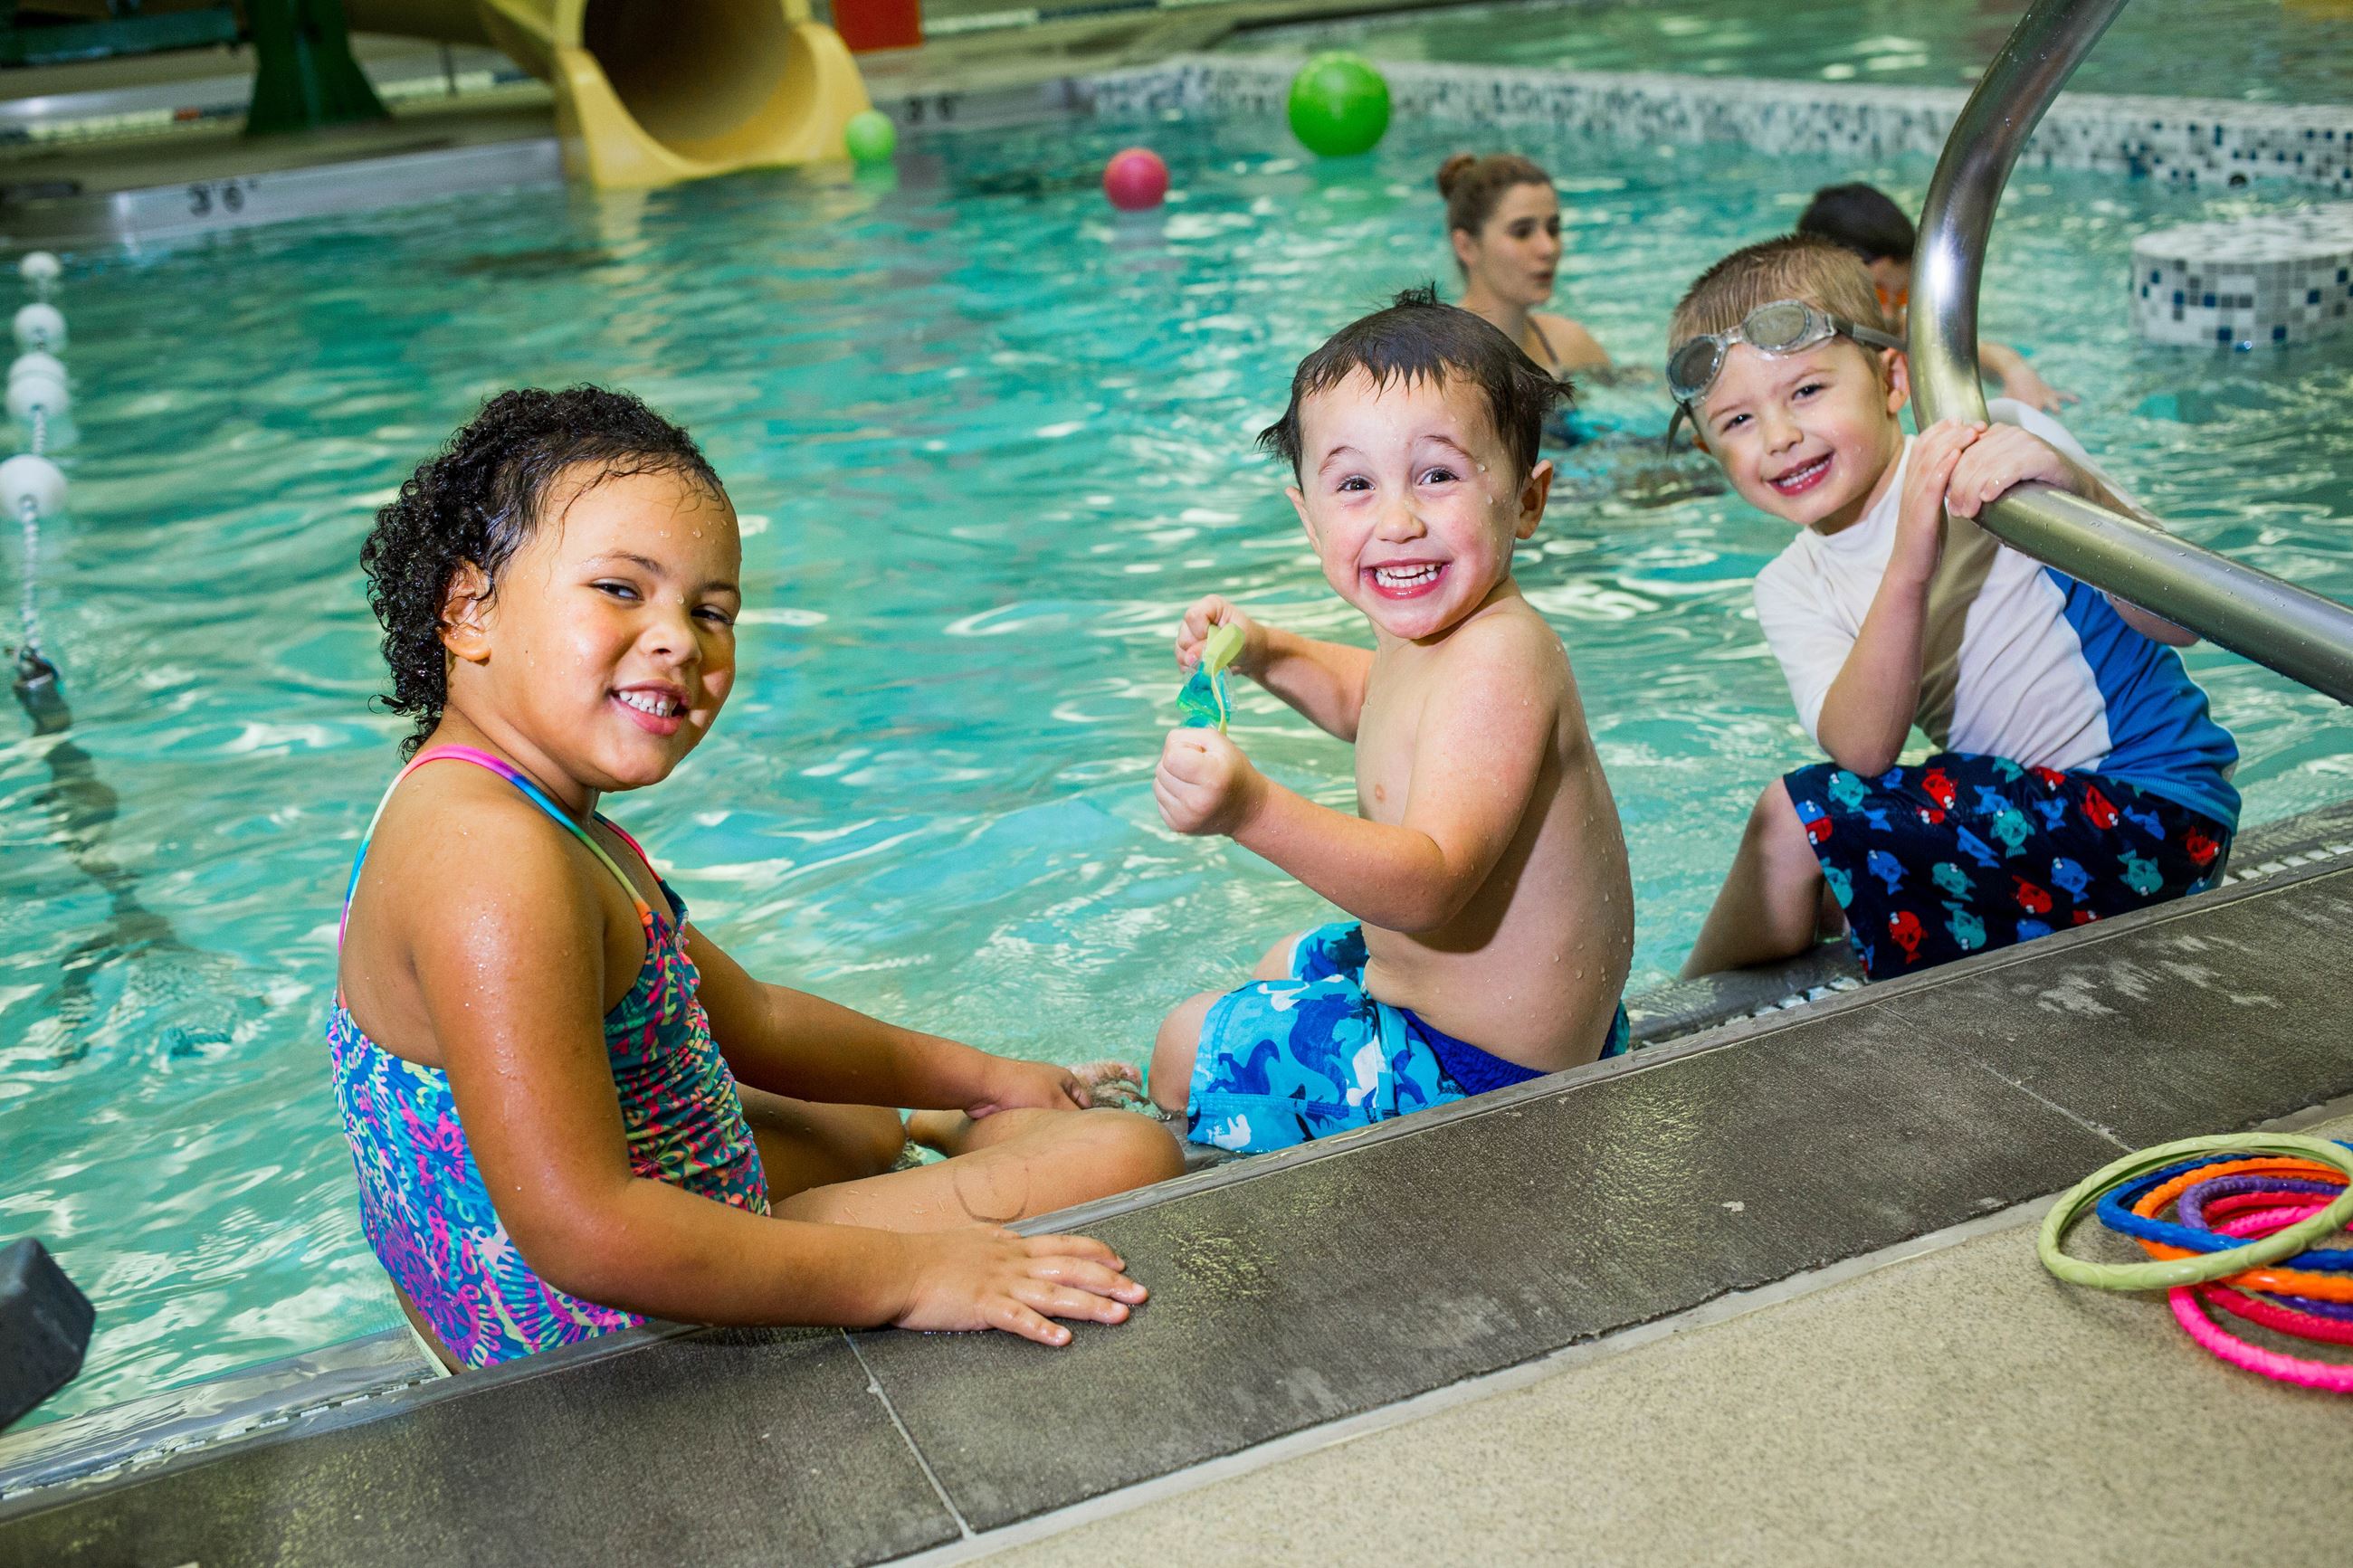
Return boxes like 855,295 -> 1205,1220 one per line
5,799 -> 2353,1559
8,15 -> 2348,249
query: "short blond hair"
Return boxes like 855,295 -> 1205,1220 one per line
1668,234 -> 1890,351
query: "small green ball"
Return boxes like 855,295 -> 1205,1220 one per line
1287,52 -> 1391,158
843,109 -> 898,165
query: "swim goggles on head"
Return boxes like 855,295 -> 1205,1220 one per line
1662,299 -> 1903,450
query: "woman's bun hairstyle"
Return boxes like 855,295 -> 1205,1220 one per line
1435,152 -> 1479,198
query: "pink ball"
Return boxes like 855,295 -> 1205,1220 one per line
1102,147 -> 1169,212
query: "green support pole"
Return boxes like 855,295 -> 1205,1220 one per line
245,0 -> 389,136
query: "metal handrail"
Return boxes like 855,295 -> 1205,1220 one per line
1910,0 -> 2353,705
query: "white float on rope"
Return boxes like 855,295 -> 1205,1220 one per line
9,350 -> 64,386
1,452 -> 66,518
7,370 -> 69,425
18,252 -> 60,290
13,303 -> 65,354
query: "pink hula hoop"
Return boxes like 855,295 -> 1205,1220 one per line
2169,1288 -> 2353,1392
2166,1199 -> 2353,1391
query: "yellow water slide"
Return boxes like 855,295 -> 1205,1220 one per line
344,0 -> 872,188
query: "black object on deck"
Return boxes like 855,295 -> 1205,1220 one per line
0,1240 -> 93,1435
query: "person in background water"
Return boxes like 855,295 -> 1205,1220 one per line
332,386 -> 1181,1373
1441,151 -> 1613,380
1797,181 -> 2072,413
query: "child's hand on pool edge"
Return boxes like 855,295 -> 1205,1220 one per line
1156,727 -> 1264,837
1176,594 -> 1264,678
891,1228 -> 1147,1346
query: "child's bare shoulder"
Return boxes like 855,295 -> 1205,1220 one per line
1439,599 -> 1572,687
368,766 -> 604,932
1421,602 -> 1571,709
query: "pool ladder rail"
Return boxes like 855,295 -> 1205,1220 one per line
1910,0 -> 2353,706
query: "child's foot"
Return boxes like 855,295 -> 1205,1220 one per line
907,1063 -> 1148,1156
1070,1059 -> 1145,1107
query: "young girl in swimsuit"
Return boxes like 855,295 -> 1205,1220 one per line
332,386 -> 1182,1372
1439,152 -> 1613,379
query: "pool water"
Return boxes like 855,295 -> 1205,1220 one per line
1225,0 -> 2353,105
5,108 -> 2352,1424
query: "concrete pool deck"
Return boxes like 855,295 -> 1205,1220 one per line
980,1123 -> 2353,1566
5,799 -> 2350,1563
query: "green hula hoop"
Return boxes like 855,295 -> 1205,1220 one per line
2038,1132 -> 2353,1293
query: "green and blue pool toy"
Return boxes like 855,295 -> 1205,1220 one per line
1176,621 -> 1246,733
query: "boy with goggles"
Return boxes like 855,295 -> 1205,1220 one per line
1671,235 -> 2238,984
1662,299 -> 1903,451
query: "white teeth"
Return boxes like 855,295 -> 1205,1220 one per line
616,690 -> 678,717
1774,456 -> 1829,489
1373,564 -> 1441,587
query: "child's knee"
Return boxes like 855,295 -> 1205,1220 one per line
845,1104 -> 913,1169
1083,1107 -> 1186,1184
1150,992 -> 1219,1116
1750,778 -> 1815,864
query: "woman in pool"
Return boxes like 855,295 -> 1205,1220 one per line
333,385 -> 1181,1372
1440,151 -> 1612,378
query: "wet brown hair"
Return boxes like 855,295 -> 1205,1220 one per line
1259,284 -> 1569,480
1668,233 -> 1891,351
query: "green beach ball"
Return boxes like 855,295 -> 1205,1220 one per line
843,109 -> 898,165
1287,52 -> 1391,157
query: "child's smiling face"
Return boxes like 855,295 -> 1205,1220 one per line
1286,367 -> 1550,643
1696,337 -> 1909,535
456,464 -> 741,793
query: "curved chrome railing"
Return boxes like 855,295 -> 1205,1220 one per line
1910,0 -> 2353,704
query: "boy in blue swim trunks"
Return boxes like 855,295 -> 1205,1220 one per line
1669,237 -> 2237,982
1147,286 -> 1635,1154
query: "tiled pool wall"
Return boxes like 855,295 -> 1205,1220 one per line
1082,53 -> 2353,196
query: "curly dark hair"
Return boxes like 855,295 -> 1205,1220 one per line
359,385 -> 725,758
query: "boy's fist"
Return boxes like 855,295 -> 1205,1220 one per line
1176,596 -> 1262,677
1944,423 -> 2082,519
1156,728 -> 1263,837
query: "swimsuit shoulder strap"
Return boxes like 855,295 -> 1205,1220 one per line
1527,315 -> 1561,370
595,815 -> 662,882
338,744 -> 653,949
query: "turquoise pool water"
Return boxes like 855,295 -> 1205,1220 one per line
1226,0 -> 2353,104
5,108 -> 2353,1424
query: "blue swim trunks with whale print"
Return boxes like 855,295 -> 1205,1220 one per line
1185,922 -> 1629,1154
